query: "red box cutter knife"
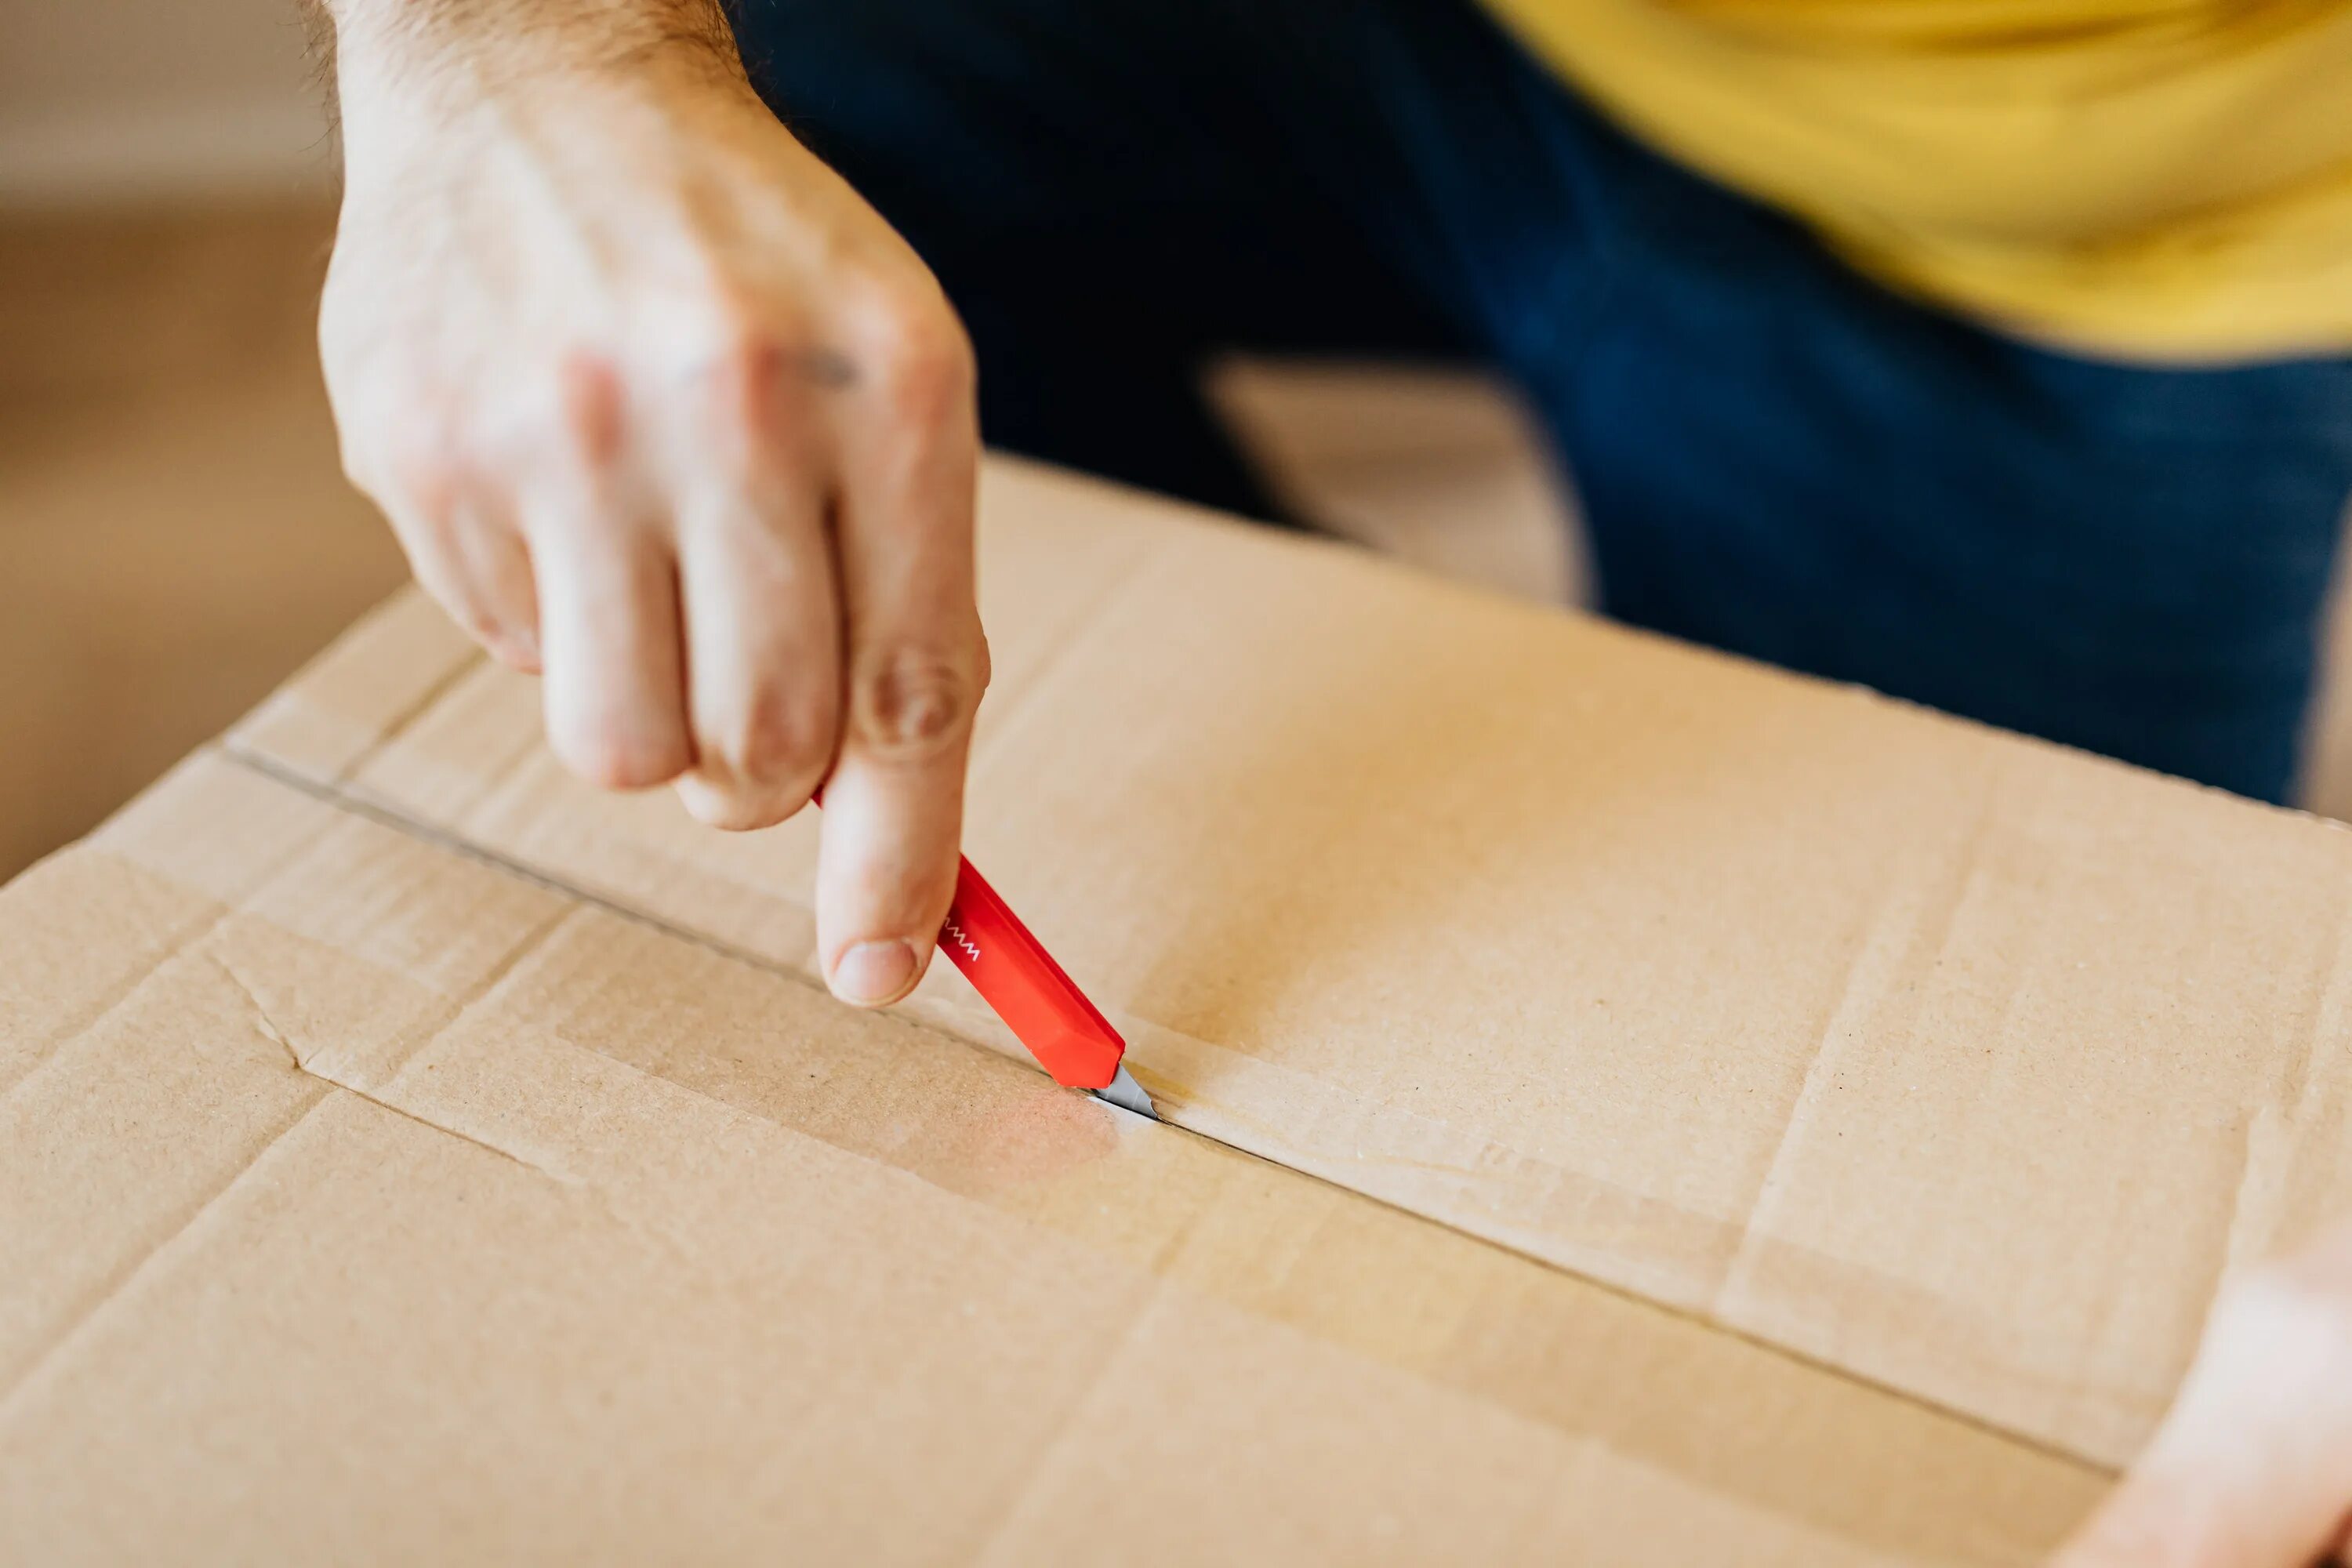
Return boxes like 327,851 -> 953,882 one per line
814,794 -> 1153,1118
935,856 -> 1156,1119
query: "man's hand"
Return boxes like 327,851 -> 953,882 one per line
2059,1225 -> 2352,1566
315,0 -> 986,1007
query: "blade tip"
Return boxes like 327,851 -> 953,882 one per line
1093,1064 -> 1158,1120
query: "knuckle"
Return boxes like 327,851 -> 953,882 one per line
543,350 -> 627,469
706,320 -> 786,386
878,325 -> 973,420
699,677 -> 833,786
485,357 -> 622,486
690,325 -> 798,436
850,646 -> 982,760
848,284 -> 971,416
556,721 -> 691,793
729,684 -> 834,786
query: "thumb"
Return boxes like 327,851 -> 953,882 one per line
2058,1271 -> 2352,1567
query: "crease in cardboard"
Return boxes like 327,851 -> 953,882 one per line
1713,767 -> 2008,1319
194,456 -> 2352,1489
210,953 -> 303,1071
227,591 -> 484,786
2095,860 -> 2352,1414
4,848 -> 577,1414
347,704 -> 832,981
234,742 -> 2164,1473
0,1081 -> 334,1419
0,902 -> 237,1109
957,1284 -> 1172,1565
1108,1005 -> 2129,1464
337,647 -> 490,786
0,771 -> 347,1105
480,771 -> 823,974
214,742 -> 2118,1478
2230,884 -> 2352,1260
4,753 -> 2120,1562
2209,886 -> 2352,1286
212,949 -> 581,1189
480,810 -> 2154,1470
227,742 -> 833,1002
209,879 -> 581,1127
5,1010 -> 604,1430
334,1082 -> 583,1187
350,659 -> 546,827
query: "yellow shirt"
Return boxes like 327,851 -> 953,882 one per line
1477,0 -> 2352,361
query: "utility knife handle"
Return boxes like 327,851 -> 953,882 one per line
936,856 -> 1128,1091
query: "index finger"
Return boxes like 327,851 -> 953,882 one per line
812,304 -> 987,1007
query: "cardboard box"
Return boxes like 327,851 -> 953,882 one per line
20,454 -> 2352,1560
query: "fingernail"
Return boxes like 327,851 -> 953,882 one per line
833,939 -> 918,1006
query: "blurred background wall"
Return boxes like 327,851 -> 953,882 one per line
2,0 -> 332,205
0,0 -> 404,880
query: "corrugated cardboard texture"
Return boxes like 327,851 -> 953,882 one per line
220,456 -> 2352,1475
2,750 -> 2096,1563
29,452 -> 2350,1556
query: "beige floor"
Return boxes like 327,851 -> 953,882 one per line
6,199 -> 2351,886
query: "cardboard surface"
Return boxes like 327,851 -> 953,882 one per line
28,452 -> 2352,1558
1,753 -> 2096,1563
227,455 -> 2352,1465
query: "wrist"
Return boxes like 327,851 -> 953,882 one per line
326,0 -> 742,131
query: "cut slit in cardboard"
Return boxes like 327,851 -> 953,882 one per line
13,453 -> 2351,1560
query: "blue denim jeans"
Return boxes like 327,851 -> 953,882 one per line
728,0 -> 2352,802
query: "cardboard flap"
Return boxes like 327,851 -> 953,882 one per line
221,456 -> 2352,1468
2,754 -> 2097,1563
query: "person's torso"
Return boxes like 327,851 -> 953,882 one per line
1478,0 -> 2352,358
